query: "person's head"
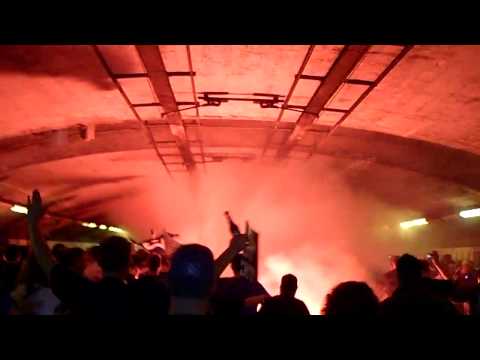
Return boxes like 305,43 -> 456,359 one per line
4,245 -> 21,263
280,274 -> 298,298
148,254 -> 161,274
98,236 -> 132,277
83,245 -> 103,282
389,255 -> 400,270
431,250 -> 440,263
52,244 -> 67,263
19,246 -> 28,260
441,254 -> 453,264
323,281 -> 379,316
154,248 -> 171,272
461,261 -> 474,274
161,256 -> 171,272
63,247 -> 86,275
87,245 -> 102,263
132,249 -> 149,266
421,259 -> 435,278
168,244 -> 215,312
231,254 -> 246,277
131,249 -> 150,274
396,254 -> 424,286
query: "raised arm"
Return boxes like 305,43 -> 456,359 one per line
214,234 -> 248,278
431,257 -> 449,280
162,229 -> 181,256
26,190 -> 55,278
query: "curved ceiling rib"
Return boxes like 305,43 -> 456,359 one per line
2,120 -> 480,192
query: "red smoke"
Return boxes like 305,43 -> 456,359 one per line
107,156 -> 394,314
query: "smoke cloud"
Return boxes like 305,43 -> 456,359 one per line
107,155 -> 398,314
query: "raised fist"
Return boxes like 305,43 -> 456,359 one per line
27,189 -> 44,224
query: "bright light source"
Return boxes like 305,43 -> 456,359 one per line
99,224 -> 107,230
399,218 -> 429,229
81,222 -> 97,229
459,208 -> 480,219
10,205 -> 28,215
108,226 -> 127,235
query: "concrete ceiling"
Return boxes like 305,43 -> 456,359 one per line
1,45 -> 480,244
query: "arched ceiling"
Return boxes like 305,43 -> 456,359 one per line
1,45 -> 480,241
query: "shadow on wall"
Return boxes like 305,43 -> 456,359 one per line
0,46 -> 131,91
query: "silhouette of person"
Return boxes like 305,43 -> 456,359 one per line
168,244 -> 216,315
259,274 -> 309,315
212,254 -> 269,315
380,254 -> 458,317
323,281 -> 379,316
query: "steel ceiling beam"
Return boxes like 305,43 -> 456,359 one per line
135,45 -> 196,172
307,45 -> 414,158
92,46 -> 173,179
261,45 -> 315,156
276,45 -> 370,159
186,45 -> 207,171
324,45 -> 414,139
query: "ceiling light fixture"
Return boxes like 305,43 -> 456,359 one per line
399,218 -> 429,229
10,205 -> 28,215
459,208 -> 480,219
81,222 -> 98,229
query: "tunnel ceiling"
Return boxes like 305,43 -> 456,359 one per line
1,45 -> 480,237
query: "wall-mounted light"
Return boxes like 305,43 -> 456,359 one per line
108,226 -> 127,235
10,205 -> 28,215
400,218 -> 429,229
81,222 -> 98,229
459,208 -> 480,219
81,222 -> 127,234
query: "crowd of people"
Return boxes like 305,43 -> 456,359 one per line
1,189 -> 480,316
380,251 -> 480,315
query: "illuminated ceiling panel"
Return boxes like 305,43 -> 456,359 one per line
289,79 -> 321,107
314,110 -> 345,126
302,45 -> 345,77
158,45 -> 189,73
281,110 -> 303,123
348,45 -> 404,81
117,77 -> 157,104
326,83 -> 370,111
169,76 -> 195,103
134,105 -> 164,121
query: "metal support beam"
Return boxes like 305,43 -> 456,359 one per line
326,45 -> 414,138
132,101 -> 198,108
92,46 -> 173,178
307,45 -> 413,158
135,45 -> 196,171
298,74 -> 375,86
261,45 -> 315,156
113,71 -> 195,79
186,45 -> 207,171
276,45 -> 370,159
